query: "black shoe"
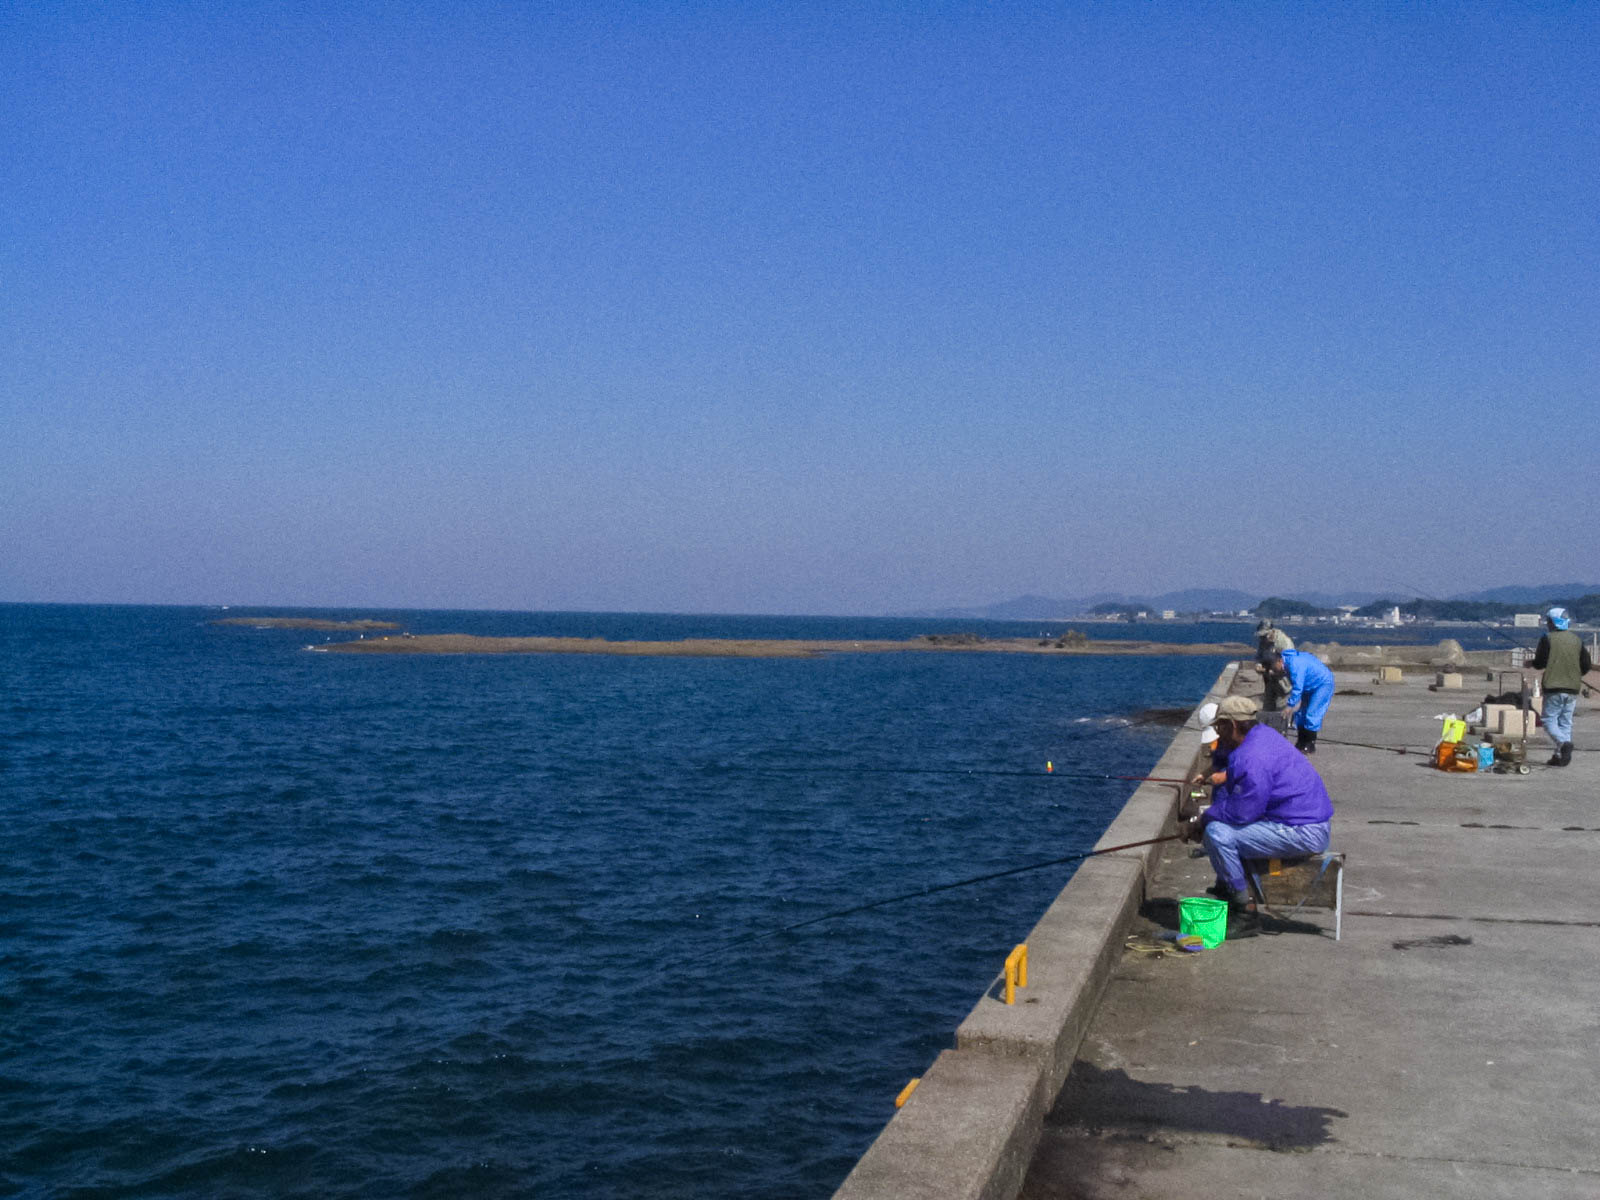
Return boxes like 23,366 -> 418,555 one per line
1205,881 -> 1231,900
1548,752 -> 1567,767
1560,742 -> 1573,766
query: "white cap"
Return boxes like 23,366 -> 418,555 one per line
1200,725 -> 1218,744
1197,701 -> 1218,725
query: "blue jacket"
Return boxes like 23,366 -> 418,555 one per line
1208,725 -> 1334,827
1281,647 -> 1334,709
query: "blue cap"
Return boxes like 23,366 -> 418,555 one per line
1547,606 -> 1571,630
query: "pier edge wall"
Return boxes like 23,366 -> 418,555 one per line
831,661 -> 1241,1200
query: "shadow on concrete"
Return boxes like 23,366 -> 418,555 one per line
1140,896 -> 1326,938
1048,1061 -> 1348,1150
1141,896 -> 1183,932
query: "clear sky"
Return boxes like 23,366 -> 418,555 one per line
4,3 -> 1596,614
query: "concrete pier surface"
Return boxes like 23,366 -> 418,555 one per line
1018,671 -> 1600,1199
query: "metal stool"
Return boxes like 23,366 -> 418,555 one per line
1245,851 -> 1345,940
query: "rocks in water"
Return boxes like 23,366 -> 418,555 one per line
1038,629 -> 1089,649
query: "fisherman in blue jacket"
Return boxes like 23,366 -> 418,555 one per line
1276,646 -> 1335,754
1181,694 -> 1334,937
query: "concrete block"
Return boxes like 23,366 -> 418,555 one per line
1483,704 -> 1539,737
1377,666 -> 1404,683
1436,672 -> 1464,689
1498,709 -> 1540,738
831,1049 -> 1045,1200
1482,703 -> 1515,733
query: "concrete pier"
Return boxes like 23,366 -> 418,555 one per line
837,661 -> 1600,1199
1020,668 -> 1600,1198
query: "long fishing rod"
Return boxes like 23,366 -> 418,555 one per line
738,833 -> 1183,947
709,763 -> 1189,784
1393,580 -> 1600,697
1390,580 -> 1544,657
1315,735 -> 1421,755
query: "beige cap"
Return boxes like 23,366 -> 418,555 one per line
1215,695 -> 1260,722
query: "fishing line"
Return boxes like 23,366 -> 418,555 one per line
692,711 -> 1200,785
1391,581 -> 1599,694
1314,736 -> 1424,755
714,833 -> 1183,954
1389,580 -> 1539,657
704,763 -> 1188,784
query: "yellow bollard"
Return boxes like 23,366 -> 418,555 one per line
895,1078 -> 920,1108
1003,943 -> 1029,1004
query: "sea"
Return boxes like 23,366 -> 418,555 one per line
0,605 -> 1506,1198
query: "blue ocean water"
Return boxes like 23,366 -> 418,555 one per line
0,604 -> 1453,1197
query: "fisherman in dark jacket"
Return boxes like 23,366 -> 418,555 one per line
1530,606 -> 1592,767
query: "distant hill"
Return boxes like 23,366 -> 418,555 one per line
908,589 -> 1261,620
1146,588 -> 1261,613
1290,590 -> 1391,609
1451,584 -> 1600,605
906,583 -> 1600,622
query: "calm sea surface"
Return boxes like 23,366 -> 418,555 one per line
0,606 -> 1498,1197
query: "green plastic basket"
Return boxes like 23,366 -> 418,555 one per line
1178,896 -> 1228,949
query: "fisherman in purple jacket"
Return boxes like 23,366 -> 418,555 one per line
1182,694 -> 1334,937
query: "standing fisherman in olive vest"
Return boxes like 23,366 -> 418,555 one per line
1254,620 -> 1293,710
1530,606 -> 1592,767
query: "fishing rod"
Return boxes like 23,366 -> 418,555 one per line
736,833 -> 1184,947
708,763 -> 1189,784
1392,580 -> 1600,698
1314,735 -> 1421,755
1389,580 -> 1546,657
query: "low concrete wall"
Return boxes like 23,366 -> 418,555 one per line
833,662 -> 1240,1200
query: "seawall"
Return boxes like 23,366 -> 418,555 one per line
832,661 -> 1241,1200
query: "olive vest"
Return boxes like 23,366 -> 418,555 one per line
1542,629 -> 1585,693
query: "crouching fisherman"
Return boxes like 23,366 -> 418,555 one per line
1181,695 -> 1334,938
1277,646 -> 1335,754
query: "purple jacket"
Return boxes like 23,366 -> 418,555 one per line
1208,725 -> 1334,827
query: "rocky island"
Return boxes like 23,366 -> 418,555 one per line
214,617 -> 402,632
316,632 -> 1253,658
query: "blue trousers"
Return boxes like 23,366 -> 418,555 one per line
1204,819 -> 1332,894
1290,680 -> 1334,732
1543,691 -> 1577,747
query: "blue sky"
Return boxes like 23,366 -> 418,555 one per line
4,3 -> 1596,614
